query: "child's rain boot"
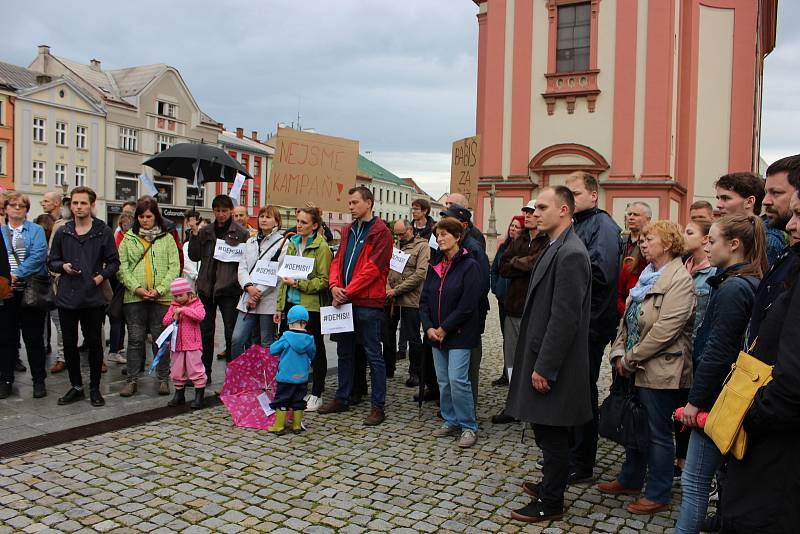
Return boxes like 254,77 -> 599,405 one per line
292,410 -> 304,433
190,388 -> 204,409
168,388 -> 185,407
269,409 -> 287,433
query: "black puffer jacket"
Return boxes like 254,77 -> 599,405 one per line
48,219 -> 119,309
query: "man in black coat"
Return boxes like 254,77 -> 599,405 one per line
565,171 -> 622,482
506,186 -> 592,522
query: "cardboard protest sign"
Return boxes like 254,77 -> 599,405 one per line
276,256 -> 315,280
320,303 -> 355,334
268,127 -> 358,213
450,135 -> 481,209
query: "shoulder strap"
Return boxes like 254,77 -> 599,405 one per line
129,236 -> 153,270
248,236 -> 282,276
3,226 -> 21,266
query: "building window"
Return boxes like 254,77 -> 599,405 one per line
154,179 -> 174,205
115,175 -> 139,202
120,127 -> 138,152
393,191 -> 396,204
187,184 -> 205,201
239,189 -> 248,208
55,163 -> 66,186
556,3 -> 591,73
75,166 -> 86,186
0,97 -> 4,125
254,158 -> 261,178
253,189 -> 260,207
157,101 -> 177,118
55,121 -> 67,146
379,189 -> 383,202
0,144 -> 4,175
76,125 -> 87,150
32,161 -> 46,185
157,134 -> 175,153
33,117 -> 46,143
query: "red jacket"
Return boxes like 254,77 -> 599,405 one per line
330,218 -> 392,308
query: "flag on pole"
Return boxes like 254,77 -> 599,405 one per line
229,172 -> 247,207
140,173 -> 158,197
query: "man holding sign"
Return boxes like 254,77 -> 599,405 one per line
318,186 -> 393,426
383,219 -> 430,387
188,194 -> 249,381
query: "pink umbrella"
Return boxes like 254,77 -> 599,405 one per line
220,345 -> 294,430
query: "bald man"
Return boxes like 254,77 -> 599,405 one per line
233,206 -> 256,238
445,193 -> 486,251
40,192 -> 63,221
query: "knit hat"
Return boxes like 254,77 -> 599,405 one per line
287,305 -> 309,325
170,278 -> 192,296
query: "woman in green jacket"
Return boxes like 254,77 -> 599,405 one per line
275,207 -> 332,411
117,197 -> 181,397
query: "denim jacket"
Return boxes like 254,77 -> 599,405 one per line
2,220 -> 48,280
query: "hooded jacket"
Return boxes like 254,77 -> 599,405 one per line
48,219 -> 120,309
117,228 -> 181,305
187,218 -> 249,299
329,217 -> 392,308
161,296 -> 206,351
270,329 -> 316,384
387,236 -> 430,308
420,248 -> 481,350
277,232 -> 332,313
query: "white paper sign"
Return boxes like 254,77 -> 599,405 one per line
390,248 -> 411,274
213,239 -> 244,262
229,173 -> 247,206
256,391 -> 275,417
320,303 -> 355,334
276,256 -> 315,280
139,173 -> 158,196
251,260 -> 278,287
156,322 -> 176,348
429,234 -> 439,250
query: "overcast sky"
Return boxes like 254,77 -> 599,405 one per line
3,0 -> 796,198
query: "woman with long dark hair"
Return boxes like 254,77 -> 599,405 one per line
117,197 -> 180,397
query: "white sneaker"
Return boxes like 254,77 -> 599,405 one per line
303,394 -> 311,402
458,430 -> 477,448
306,395 -> 323,412
108,352 -> 127,364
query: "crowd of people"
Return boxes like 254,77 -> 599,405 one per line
0,154 -> 798,531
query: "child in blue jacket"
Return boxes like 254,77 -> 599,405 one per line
268,305 -> 316,433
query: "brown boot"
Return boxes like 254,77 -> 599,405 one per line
364,407 -> 385,426
596,480 -> 640,495
318,399 -> 349,414
50,361 -> 66,373
119,381 -> 137,397
627,498 -> 669,515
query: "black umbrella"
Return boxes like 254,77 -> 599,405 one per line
143,142 -> 252,184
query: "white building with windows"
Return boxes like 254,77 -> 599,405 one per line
29,45 -> 222,233
358,155 -> 415,222
217,127 -> 273,227
0,60 -> 106,215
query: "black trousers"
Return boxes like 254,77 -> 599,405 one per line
533,423 -> 570,511
59,306 -> 105,390
281,303 -> 327,397
569,335 -> 610,473
199,294 -> 238,381
383,305 -> 423,378
270,381 -> 308,411
0,292 -> 47,385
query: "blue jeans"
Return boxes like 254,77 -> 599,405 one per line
675,429 -> 724,533
231,312 -> 275,360
618,387 -> 684,504
334,306 -> 386,409
432,347 -> 477,432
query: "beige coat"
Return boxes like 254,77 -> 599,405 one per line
387,236 -> 430,308
610,256 -> 696,389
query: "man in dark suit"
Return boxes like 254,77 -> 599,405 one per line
506,186 -> 593,522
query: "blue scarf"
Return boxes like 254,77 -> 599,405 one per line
629,263 -> 663,302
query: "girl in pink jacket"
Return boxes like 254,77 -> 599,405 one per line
163,278 -> 206,409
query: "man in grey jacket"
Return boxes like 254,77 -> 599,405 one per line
506,186 -> 592,523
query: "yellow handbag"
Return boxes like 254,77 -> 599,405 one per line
705,339 -> 773,460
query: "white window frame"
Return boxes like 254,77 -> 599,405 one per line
75,165 -> 86,187
55,121 -> 67,146
0,97 -> 4,126
32,160 -> 46,185
54,163 -> 66,186
33,117 -> 46,143
157,101 -> 177,118
119,127 -> 138,152
76,125 -> 87,150
156,134 -> 175,153
0,143 -> 5,175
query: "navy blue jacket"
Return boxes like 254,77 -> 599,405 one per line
745,243 -> 800,346
420,248 -> 481,350
490,240 -> 511,303
688,264 -> 759,410
572,207 -> 622,341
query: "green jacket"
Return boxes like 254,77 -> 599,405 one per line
118,229 -> 181,304
277,232 -> 332,312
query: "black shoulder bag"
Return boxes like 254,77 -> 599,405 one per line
599,372 -> 650,452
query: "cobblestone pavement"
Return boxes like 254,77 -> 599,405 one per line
0,301 -> 682,533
